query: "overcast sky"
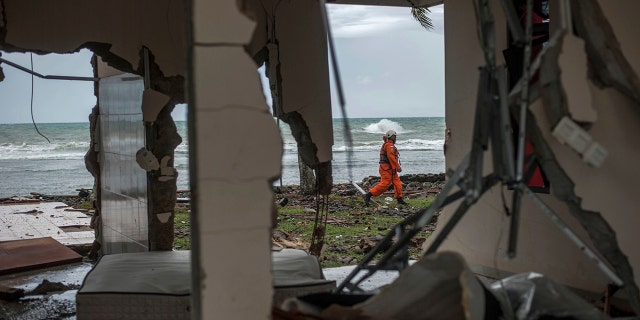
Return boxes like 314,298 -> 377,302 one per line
0,4 -> 443,124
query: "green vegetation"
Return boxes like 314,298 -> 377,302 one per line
75,200 -> 94,210
174,206 -> 191,250
277,196 -> 435,268
172,194 -> 437,269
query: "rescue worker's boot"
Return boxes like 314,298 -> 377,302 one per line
396,197 -> 408,205
364,192 -> 372,206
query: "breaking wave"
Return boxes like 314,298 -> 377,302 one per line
362,119 -> 406,134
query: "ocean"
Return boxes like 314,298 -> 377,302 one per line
0,117 -> 445,198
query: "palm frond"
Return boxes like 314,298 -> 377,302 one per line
411,7 -> 434,31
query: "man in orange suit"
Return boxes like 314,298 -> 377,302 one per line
365,130 -> 408,206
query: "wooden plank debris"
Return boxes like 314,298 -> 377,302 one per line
0,237 -> 82,276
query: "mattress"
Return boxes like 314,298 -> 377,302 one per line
272,248 -> 336,305
76,249 -> 334,318
76,251 -> 191,320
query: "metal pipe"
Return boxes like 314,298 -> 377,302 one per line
143,48 -> 151,90
0,57 -> 98,81
498,0 -> 526,45
508,0 -> 534,259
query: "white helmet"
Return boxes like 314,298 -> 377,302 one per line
385,130 -> 397,139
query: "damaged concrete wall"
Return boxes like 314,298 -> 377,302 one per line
246,0 -> 334,194
1,0 -> 185,77
189,1 -> 282,318
429,0 -> 640,299
0,0 -> 187,252
330,0 -> 441,6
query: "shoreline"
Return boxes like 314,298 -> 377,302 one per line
1,173 -> 446,207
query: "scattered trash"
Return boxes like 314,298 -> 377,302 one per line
281,252 -> 614,320
27,279 -> 75,296
12,209 -> 42,215
490,272 -> 612,320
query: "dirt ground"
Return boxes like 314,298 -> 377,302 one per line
270,174 -> 445,267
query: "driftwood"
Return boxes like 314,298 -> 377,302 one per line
12,209 -> 42,215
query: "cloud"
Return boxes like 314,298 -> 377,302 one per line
356,75 -> 372,85
327,4 -> 444,38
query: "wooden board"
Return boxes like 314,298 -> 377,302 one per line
0,237 -> 82,275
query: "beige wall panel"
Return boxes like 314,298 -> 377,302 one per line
599,1 -> 640,75
433,0 -> 640,293
192,2 -> 276,317
440,0 -> 484,163
578,87 -> 640,278
199,228 -> 273,318
437,186 -> 606,291
298,107 -> 334,163
3,0 -> 186,77
534,0 -> 640,289
197,180 -> 274,233
276,1 -> 330,114
331,0 -> 441,6
195,108 -> 282,181
244,0 -> 269,59
533,85 -> 640,285
559,34 -> 597,122
193,1 -> 256,45
96,57 -> 125,78
194,47 -> 269,112
275,0 -> 334,163
432,0 -> 491,263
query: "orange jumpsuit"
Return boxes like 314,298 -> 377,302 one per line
369,138 -> 403,199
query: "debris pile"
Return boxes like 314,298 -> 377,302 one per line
276,252 -> 619,320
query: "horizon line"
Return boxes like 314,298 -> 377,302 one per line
1,115 -> 446,125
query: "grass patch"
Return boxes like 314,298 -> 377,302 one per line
168,194 -> 437,267
276,196 -> 435,268
75,200 -> 93,210
174,207 -> 191,250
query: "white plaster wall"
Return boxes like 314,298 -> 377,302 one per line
430,0 -> 640,293
191,1 -> 281,318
